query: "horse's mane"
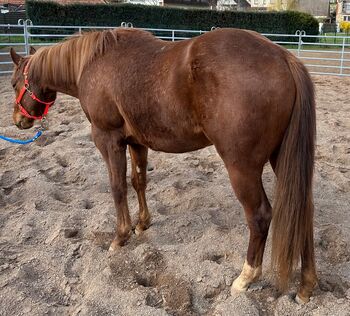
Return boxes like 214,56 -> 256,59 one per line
28,28 -> 152,86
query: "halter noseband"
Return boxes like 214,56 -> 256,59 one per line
15,63 -> 56,120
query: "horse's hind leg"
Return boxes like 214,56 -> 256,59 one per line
92,125 -> 132,250
225,165 -> 272,293
129,144 -> 151,234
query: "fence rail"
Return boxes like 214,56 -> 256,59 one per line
1,20 -> 350,77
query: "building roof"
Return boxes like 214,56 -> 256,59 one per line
53,0 -> 108,3
0,0 -> 25,4
0,0 -> 107,4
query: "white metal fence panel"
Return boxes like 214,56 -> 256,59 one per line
1,20 -> 350,77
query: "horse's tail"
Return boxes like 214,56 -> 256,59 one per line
271,54 -> 316,290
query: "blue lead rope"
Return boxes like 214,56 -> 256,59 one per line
0,130 -> 42,145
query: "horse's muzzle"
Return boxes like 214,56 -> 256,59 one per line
14,116 -> 34,130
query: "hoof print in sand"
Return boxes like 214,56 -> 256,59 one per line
35,134 -> 56,147
64,228 -> 80,239
108,246 -> 193,313
91,231 -> 115,250
203,253 -> 227,265
318,226 -> 350,264
80,199 -> 94,210
51,191 -> 71,204
318,274 -> 349,299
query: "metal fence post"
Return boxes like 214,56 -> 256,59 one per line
340,37 -> 345,75
24,20 -> 29,55
172,30 -> 175,42
17,19 -> 27,55
296,30 -> 302,57
22,19 -> 32,55
295,30 -> 306,58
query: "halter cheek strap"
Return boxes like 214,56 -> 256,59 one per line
15,64 -> 55,120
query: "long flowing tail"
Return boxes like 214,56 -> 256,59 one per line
271,54 -> 316,290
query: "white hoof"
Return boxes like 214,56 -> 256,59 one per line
230,260 -> 262,296
231,277 -> 249,294
108,246 -> 115,252
109,243 -> 117,252
134,226 -> 142,236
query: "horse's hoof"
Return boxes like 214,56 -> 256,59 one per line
231,277 -> 249,294
109,244 -> 117,252
134,221 -> 151,236
108,239 -> 121,252
295,294 -> 309,304
231,261 -> 262,295
135,225 -> 142,236
109,234 -> 130,251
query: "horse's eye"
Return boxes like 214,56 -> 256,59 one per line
12,83 -> 16,88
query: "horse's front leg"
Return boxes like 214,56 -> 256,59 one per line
92,125 -> 131,250
129,144 -> 151,234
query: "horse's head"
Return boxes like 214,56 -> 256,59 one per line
10,47 -> 56,129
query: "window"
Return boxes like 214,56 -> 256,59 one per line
254,0 -> 259,5
344,15 -> 350,22
345,3 -> 350,13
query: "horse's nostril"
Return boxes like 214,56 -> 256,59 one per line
16,122 -> 23,129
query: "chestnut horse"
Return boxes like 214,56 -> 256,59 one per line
9,28 -> 316,302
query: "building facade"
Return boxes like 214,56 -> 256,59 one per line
336,0 -> 350,22
249,0 -> 330,16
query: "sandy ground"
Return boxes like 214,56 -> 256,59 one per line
0,74 -> 349,315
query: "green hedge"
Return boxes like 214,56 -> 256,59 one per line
26,1 -> 319,35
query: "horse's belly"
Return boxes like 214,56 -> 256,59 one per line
129,124 -> 211,153
121,103 -> 211,152
146,133 -> 211,153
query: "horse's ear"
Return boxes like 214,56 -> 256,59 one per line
10,48 -> 22,65
30,46 -> 37,55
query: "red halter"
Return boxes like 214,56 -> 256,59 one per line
15,63 -> 56,120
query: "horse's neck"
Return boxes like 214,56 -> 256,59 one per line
45,62 -> 79,98
35,46 -> 79,98
47,80 -> 79,98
